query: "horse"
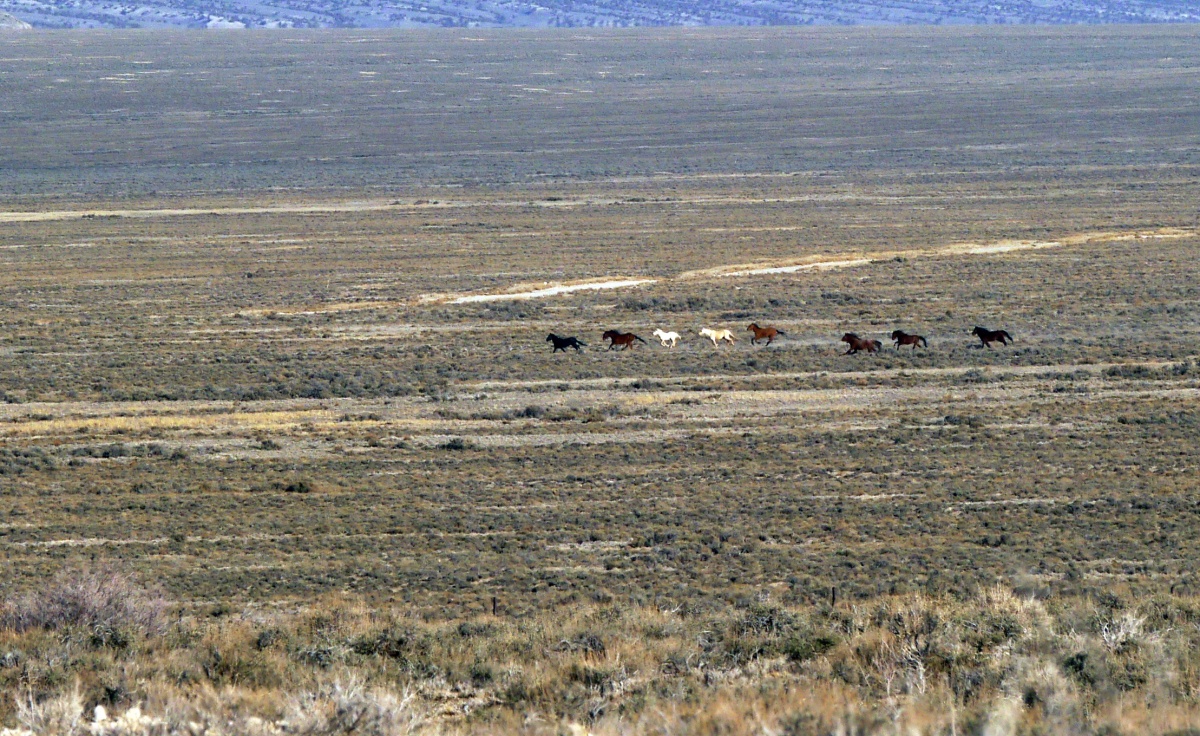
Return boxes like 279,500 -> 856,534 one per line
890,330 -> 927,349
546,333 -> 585,353
699,328 -> 736,347
602,330 -> 647,350
747,323 -> 785,346
972,326 -> 1013,348
841,333 -> 882,354
653,329 -> 681,348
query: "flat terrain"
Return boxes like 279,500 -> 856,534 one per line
1,26 -> 1198,616
3,26 -> 1200,734
5,0 -> 1198,30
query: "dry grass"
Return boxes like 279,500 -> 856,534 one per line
6,571 -> 1200,734
2,25 -> 1200,734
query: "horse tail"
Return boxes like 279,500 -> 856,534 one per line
635,335 -> 647,344
577,340 -> 587,346
920,336 -> 927,347
777,329 -> 786,336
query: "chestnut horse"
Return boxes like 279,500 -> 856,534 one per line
602,330 -> 647,350
972,326 -> 1013,348
890,330 -> 927,349
841,333 -> 882,354
546,333 -> 586,353
747,323 -> 785,346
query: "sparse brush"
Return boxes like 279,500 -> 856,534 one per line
0,566 -> 166,645
12,683 -> 84,736
284,677 -> 428,736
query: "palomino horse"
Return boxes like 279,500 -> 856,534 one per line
602,330 -> 647,350
653,329 -> 681,348
546,333 -> 586,353
746,323 -> 784,346
700,328 -> 736,347
841,333 -> 882,354
972,326 -> 1013,348
890,330 -> 927,349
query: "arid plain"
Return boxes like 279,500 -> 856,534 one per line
1,26 -> 1200,735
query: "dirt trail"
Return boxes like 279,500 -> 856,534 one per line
461,359 -> 1189,392
430,227 -> 1196,304
449,278 -> 657,304
0,360 -> 1193,447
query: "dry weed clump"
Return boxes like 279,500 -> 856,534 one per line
0,566 -> 166,647
4,575 -> 1200,734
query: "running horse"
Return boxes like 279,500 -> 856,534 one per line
841,333 -> 882,354
602,330 -> 647,350
890,330 -> 927,349
653,329 -> 681,348
699,328 -> 736,347
972,326 -> 1013,348
747,323 -> 785,346
546,333 -> 586,353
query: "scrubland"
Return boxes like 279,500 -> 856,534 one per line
1,25 -> 1200,736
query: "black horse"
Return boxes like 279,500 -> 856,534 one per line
972,326 -> 1013,348
547,333 -> 586,353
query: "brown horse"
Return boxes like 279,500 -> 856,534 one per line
602,330 -> 647,351
972,326 -> 1013,348
747,323 -> 785,346
890,330 -> 927,349
841,333 -> 882,354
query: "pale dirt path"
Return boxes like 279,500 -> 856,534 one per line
0,193 -> 881,223
461,359 -> 1192,392
0,357 -> 1187,421
425,226 -> 1196,304
0,361 -> 1193,449
0,190 -> 1062,223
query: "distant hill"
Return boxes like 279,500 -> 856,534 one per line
2,0 -> 1198,29
0,9 -> 32,27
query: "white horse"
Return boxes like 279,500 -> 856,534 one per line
653,329 -> 680,347
699,328 -> 736,347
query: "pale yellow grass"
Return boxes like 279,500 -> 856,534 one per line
0,408 -> 367,438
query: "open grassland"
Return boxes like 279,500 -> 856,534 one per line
1,25 -> 1200,735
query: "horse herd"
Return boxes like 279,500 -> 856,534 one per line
546,324 -> 1014,354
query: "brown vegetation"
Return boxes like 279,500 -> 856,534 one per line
1,25 -> 1199,734
6,570 -> 1200,734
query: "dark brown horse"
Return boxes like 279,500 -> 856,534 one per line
841,333 -> 882,354
972,326 -> 1013,348
602,330 -> 647,351
747,323 -> 785,346
546,333 -> 586,353
890,330 -> 927,349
